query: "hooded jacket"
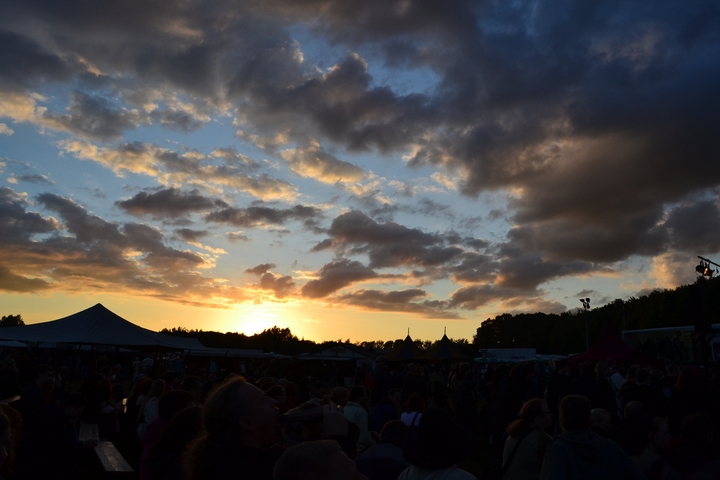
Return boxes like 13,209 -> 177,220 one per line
660,444 -> 720,480
397,465 -> 477,480
539,428 -> 645,480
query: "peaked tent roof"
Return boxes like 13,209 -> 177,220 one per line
566,323 -> 652,364
386,335 -> 425,360
0,304 -> 205,350
424,334 -> 469,360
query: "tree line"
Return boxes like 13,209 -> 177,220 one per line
3,277 -> 718,356
474,277 -> 720,354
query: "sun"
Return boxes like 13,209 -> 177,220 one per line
223,304 -> 292,336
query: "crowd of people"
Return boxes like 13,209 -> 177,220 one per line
0,351 -> 719,479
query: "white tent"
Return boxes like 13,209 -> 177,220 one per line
0,303 -> 205,350
185,347 -> 266,358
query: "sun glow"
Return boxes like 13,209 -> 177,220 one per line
224,304 -> 295,336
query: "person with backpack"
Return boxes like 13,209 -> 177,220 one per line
502,399 -> 553,480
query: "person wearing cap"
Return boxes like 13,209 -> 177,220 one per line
398,408 -> 477,479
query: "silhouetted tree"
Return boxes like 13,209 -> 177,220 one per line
0,314 -> 24,327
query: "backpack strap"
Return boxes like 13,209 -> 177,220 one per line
410,412 -> 420,427
500,427 -> 539,478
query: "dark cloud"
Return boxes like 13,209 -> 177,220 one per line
211,148 -> 261,173
463,237 -> 490,251
36,193 -> 205,268
43,92 -> 147,140
664,198 -> 720,253
3,0 -> 720,313
0,188 -> 229,299
0,265 -> 51,292
411,198 -> 454,220
495,254 -> 597,291
504,209 -> 668,263
258,272 -> 295,298
0,188 -> 59,241
448,284 -> 516,310
13,174 -> 54,185
301,258 -> 378,298
351,194 -> 399,222
175,228 -> 209,243
312,210 -> 463,268
233,51 -> 435,153
576,289 -> 595,298
227,232 -> 249,242
61,141 -> 297,201
336,288 -> 460,319
245,263 -> 276,275
150,108 -> 206,132
279,142 -> 365,183
115,188 -> 226,219
0,29 -> 74,90
123,222 -> 205,269
206,203 -> 323,229
449,252 -> 498,284
37,193 -> 126,245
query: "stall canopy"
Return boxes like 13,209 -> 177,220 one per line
186,348 -> 265,358
386,334 -> 425,360
566,323 -> 652,364
0,303 -> 205,350
424,332 -> 469,360
299,342 -> 374,362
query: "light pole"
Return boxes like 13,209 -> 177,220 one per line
580,298 -> 590,350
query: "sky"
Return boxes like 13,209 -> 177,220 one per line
1,0 -> 720,343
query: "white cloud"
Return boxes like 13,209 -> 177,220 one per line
0,123 -> 14,136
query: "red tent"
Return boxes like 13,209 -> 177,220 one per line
567,323 -> 654,365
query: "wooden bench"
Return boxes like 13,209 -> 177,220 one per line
79,423 -> 99,443
79,423 -> 133,474
0,395 -> 20,405
95,441 -> 134,474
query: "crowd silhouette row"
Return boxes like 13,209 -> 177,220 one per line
0,350 -> 719,479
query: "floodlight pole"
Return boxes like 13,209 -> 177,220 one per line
580,298 -> 591,350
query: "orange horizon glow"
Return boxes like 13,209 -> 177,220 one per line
1,292 -> 484,344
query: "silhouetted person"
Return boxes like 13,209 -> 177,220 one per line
13,392 -> 97,480
139,389 -> 194,480
355,420 -> 409,480
17,364 -> 54,425
185,377 -> 284,480
502,399 -> 553,480
344,386 -> 375,453
273,440 -> 369,480
398,408 -> 477,479
633,370 -> 666,417
659,413 -> 720,479
369,388 -> 402,433
629,416 -> 671,479
540,395 -> 644,480
144,406 -> 203,480
590,409 -> 612,438
370,358 -> 395,407
669,368 -> 708,438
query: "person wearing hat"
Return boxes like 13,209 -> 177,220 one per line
398,408 -> 477,479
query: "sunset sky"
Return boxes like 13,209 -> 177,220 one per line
1,1 -> 719,343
